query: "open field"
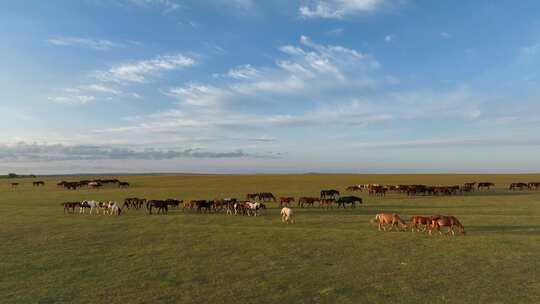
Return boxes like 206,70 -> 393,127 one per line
1,174 -> 540,303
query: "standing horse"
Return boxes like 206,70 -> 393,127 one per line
337,196 -> 362,208
320,189 -> 340,199
429,215 -> 465,236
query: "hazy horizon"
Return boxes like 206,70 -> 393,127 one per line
2,1 -> 540,173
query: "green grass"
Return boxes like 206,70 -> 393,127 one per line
1,174 -> 540,303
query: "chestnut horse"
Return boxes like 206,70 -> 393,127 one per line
374,213 -> 407,231
410,216 -> 431,232
429,215 -> 465,236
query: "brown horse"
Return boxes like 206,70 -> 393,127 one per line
374,213 -> 407,231
410,216 -> 431,232
279,197 -> 295,207
429,215 -> 465,236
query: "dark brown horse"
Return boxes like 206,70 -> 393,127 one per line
62,202 -> 80,214
509,183 -> 528,190
279,197 -> 295,207
477,182 -> 494,190
298,197 -> 319,208
246,193 -> 259,201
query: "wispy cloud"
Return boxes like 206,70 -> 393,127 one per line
0,142 -> 276,161
299,0 -> 401,19
440,32 -> 451,39
94,54 -> 196,83
111,0 -> 181,11
354,138 -> 540,149
47,37 -> 124,51
48,95 -> 96,105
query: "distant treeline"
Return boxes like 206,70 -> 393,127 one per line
1,173 -> 37,179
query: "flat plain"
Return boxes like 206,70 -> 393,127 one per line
1,174 -> 540,304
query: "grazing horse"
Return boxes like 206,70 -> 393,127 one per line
509,182 -> 528,190
165,199 -> 182,208
320,189 -> 340,199
106,201 -> 122,216
246,193 -> 259,201
337,196 -> 362,208
281,207 -> 294,224
118,182 -> 130,188
410,216 -> 431,232
298,197 -> 319,208
146,200 -> 169,214
477,182 -> 494,190
33,181 -> 45,187
246,202 -> 262,216
88,182 -> 102,189
464,182 -> 476,190
374,213 -> 407,231
279,197 -> 295,207
429,215 -> 465,236
258,192 -> 276,202
528,182 -> 540,190
320,198 -> 336,209
62,202 -> 80,214
195,200 -> 213,213
346,185 -> 362,192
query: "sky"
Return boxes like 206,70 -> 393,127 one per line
1,0 -> 540,174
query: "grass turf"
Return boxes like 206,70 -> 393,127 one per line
1,174 -> 539,303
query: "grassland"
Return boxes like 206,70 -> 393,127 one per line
1,174 -> 540,304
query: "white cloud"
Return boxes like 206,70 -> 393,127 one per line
440,32 -> 451,39
299,0 -> 398,19
384,34 -> 394,42
227,64 -> 261,80
166,83 -> 230,107
94,54 -> 196,83
47,37 -> 123,51
48,95 -> 96,105
118,0 -> 181,11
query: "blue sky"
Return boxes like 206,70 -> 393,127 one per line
1,0 -> 540,174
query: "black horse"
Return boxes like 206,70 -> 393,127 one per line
146,200 -> 168,214
320,189 -> 340,199
337,196 -> 362,208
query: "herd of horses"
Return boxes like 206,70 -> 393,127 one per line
374,213 -> 465,236
49,178 -> 538,237
56,179 -> 130,190
345,181 -> 540,196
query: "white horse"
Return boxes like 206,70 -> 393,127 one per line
107,201 -> 121,216
246,202 -> 261,216
280,207 -> 294,224
80,200 -> 100,215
